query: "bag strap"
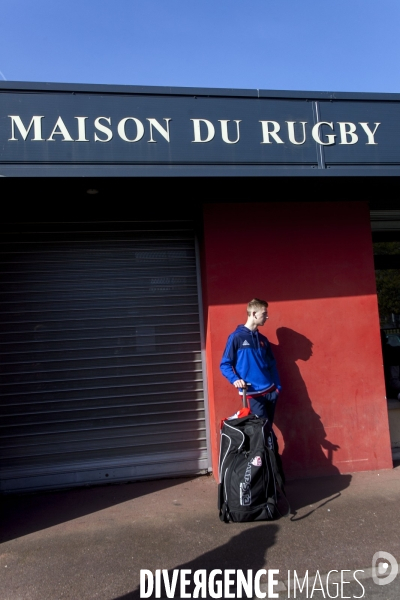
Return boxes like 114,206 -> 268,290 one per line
266,446 -> 291,518
274,486 -> 291,518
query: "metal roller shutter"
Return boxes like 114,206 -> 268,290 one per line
0,220 -> 210,492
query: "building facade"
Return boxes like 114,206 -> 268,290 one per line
0,81 -> 398,492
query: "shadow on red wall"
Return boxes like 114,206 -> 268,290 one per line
273,327 -> 349,482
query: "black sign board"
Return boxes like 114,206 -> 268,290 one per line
1,83 -> 400,176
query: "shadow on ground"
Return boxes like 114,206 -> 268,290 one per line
285,473 -> 352,521
0,476 -> 185,543
111,524 -> 279,599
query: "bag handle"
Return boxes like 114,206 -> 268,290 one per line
242,382 -> 251,408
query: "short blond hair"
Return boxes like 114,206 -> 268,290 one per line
247,298 -> 268,316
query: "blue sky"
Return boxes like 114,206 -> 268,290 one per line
1,0 -> 399,93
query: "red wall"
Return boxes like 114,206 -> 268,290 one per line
202,201 -> 392,480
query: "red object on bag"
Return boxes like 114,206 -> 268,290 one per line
220,406 -> 251,429
220,383 -> 252,429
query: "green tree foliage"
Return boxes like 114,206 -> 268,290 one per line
374,241 -> 400,255
374,242 -> 400,322
375,269 -> 400,319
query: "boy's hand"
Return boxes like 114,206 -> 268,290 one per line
233,379 -> 246,388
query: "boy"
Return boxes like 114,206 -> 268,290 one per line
220,298 -> 281,423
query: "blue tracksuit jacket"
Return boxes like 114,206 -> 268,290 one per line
220,325 -> 281,396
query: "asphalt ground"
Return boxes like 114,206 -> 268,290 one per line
1,463 -> 400,600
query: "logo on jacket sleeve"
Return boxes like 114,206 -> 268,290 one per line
251,456 -> 262,467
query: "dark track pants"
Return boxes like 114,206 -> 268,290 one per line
248,391 -> 278,424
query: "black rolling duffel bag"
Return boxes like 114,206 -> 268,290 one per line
218,387 -> 289,523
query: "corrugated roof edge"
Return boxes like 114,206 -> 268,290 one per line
0,81 -> 400,101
